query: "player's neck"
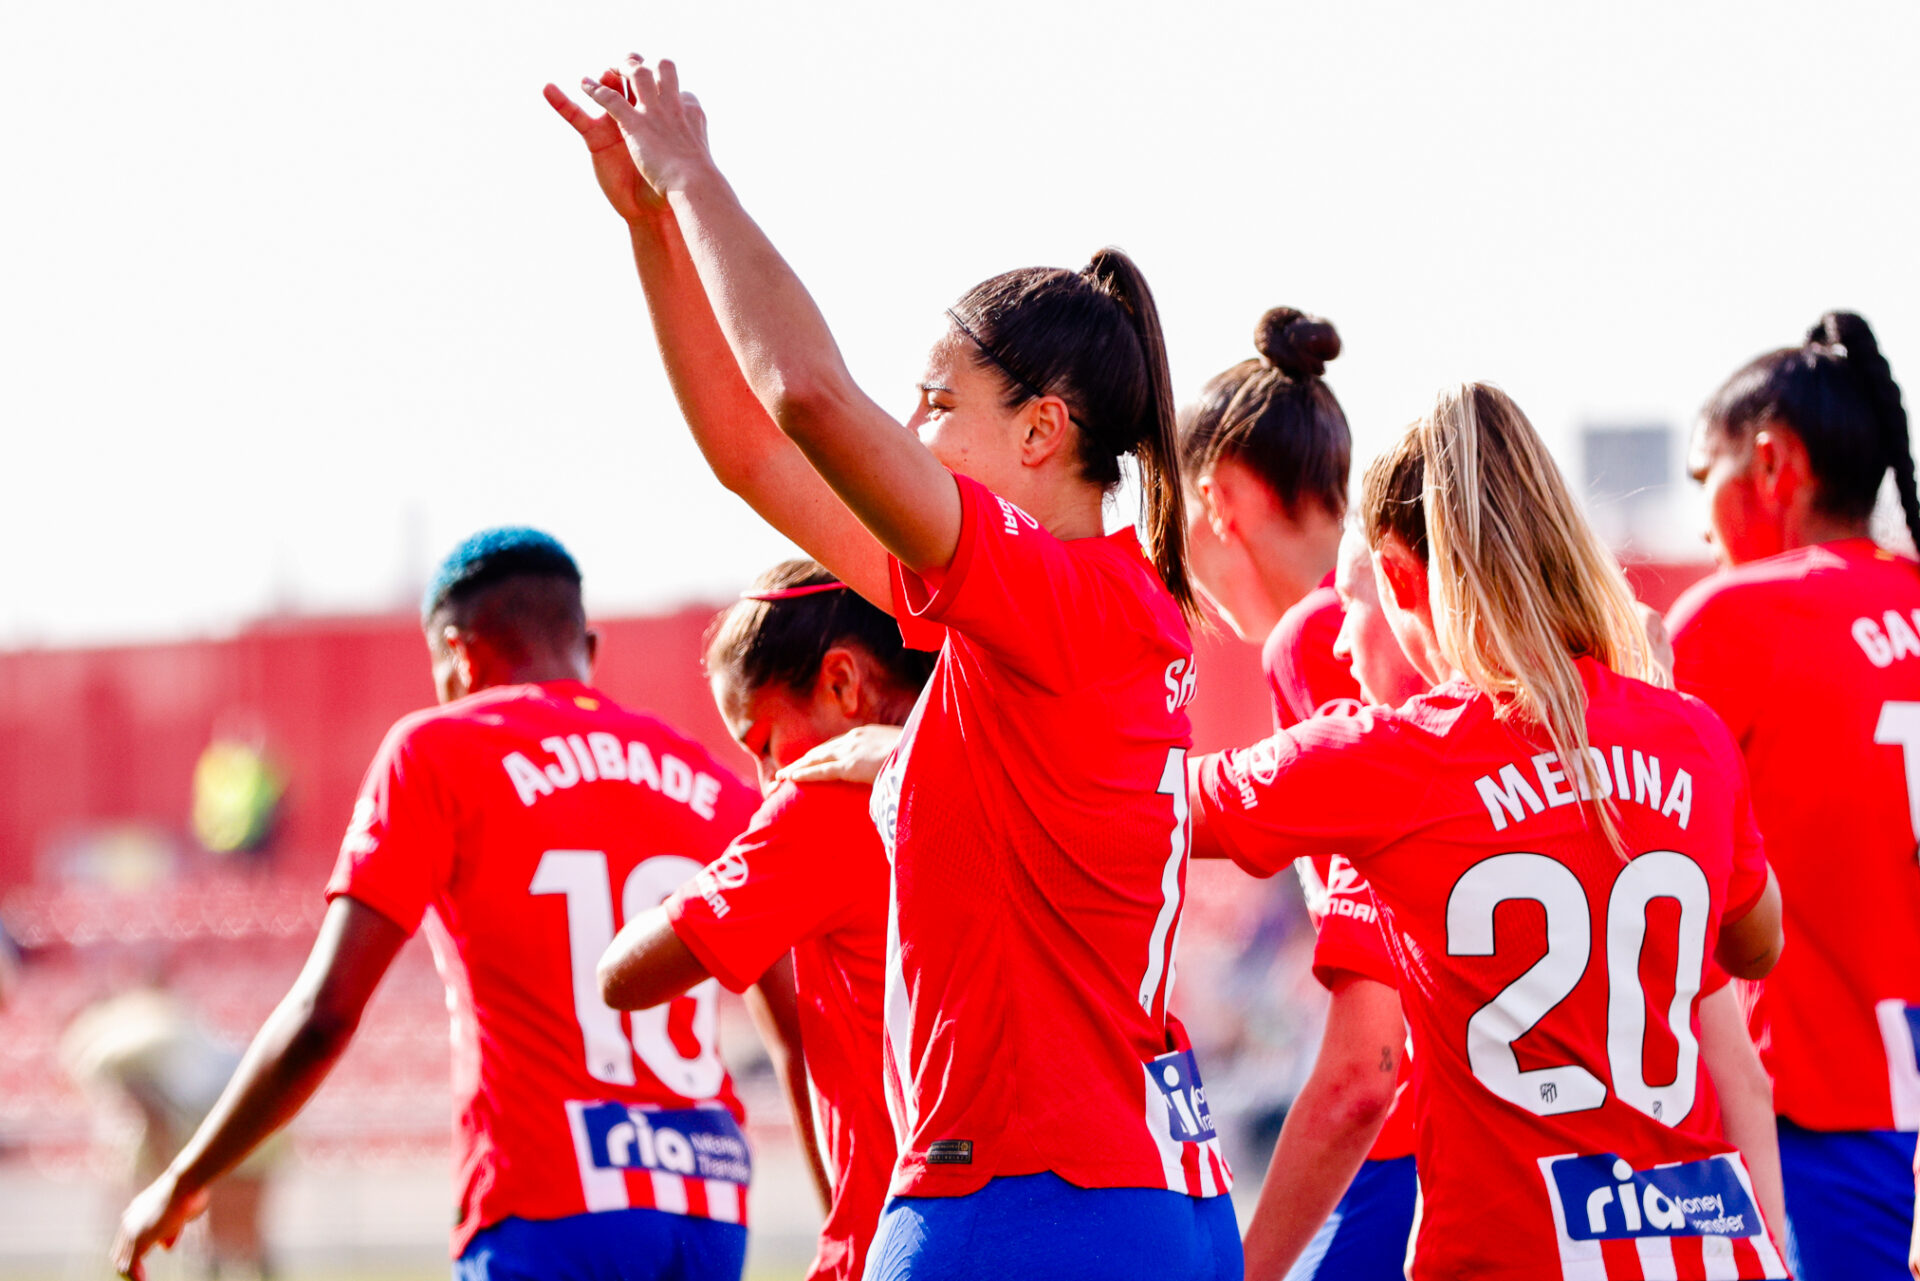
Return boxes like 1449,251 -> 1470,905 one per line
1778,510 -> 1872,552
477,654 -> 592,692
1242,518 -> 1340,629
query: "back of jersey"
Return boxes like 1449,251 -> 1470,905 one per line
328,680 -> 760,1255
1671,539 -> 1920,1133
1194,659 -> 1787,1278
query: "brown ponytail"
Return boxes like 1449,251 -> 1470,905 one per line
946,249 -> 1198,620
1081,249 -> 1194,619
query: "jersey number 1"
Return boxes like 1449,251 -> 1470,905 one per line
530,850 -> 724,1099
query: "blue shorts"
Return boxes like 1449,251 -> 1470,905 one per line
454,1207 -> 747,1281
863,1172 -> 1243,1281
1777,1119 -> 1918,1281
1284,1155 -> 1417,1281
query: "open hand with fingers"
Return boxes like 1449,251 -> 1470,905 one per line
111,1172 -> 209,1281
777,724 -> 905,787
543,56 -> 713,221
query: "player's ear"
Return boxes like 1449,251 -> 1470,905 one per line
1018,395 -> 1075,469
583,628 -> 600,674
817,646 -> 863,717
1374,535 -> 1428,614
1750,424 -> 1810,513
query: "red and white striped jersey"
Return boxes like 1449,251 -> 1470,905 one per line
1193,660 -> 1786,1278
327,681 -> 760,1256
872,474 -> 1232,1201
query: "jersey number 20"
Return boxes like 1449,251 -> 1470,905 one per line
531,850 -> 724,1099
1447,850 -> 1708,1124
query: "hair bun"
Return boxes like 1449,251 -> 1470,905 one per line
1255,307 -> 1341,380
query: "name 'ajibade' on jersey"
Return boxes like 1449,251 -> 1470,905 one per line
1192,660 -> 1787,1280
326,681 -> 760,1257
872,474 -> 1232,1201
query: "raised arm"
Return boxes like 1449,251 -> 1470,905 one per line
112,898 -> 407,1281
546,74 -> 895,605
557,58 -> 964,577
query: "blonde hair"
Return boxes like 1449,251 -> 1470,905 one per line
1361,383 -> 1667,851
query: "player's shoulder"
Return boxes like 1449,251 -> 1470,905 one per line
1671,541 -> 1915,631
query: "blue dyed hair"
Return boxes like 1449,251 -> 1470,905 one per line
422,527 -> 581,623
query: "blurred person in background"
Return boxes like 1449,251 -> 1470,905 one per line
1179,309 -> 1419,1281
112,528 -> 773,1281
1670,311 -> 1920,1281
599,558 -> 932,1281
64,981 -> 281,1280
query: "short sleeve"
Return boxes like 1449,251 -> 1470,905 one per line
1189,710 -> 1432,876
325,720 -> 456,935
890,473 -> 1148,689
1294,856 -> 1399,991
1668,584 -> 1765,744
663,782 -> 868,993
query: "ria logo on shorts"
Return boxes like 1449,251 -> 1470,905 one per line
1535,1152 -> 1788,1279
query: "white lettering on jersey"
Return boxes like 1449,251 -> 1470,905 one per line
995,496 -> 1040,536
1476,747 -> 1693,832
1163,657 -> 1198,713
1851,609 -> 1920,668
502,739 -> 723,818
694,849 -> 750,919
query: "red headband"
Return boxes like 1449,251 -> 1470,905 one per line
740,581 -> 850,602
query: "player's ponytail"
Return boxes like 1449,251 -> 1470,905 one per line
947,249 -> 1197,619
1362,383 -> 1664,855
1819,313 -> 1920,556
1704,310 -> 1918,555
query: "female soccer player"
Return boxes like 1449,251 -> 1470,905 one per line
1668,311 -> 1920,1281
547,58 -> 1237,1281
1192,383 -> 1789,1279
1181,307 -> 1358,726
1179,311 -> 1418,1281
597,560 -> 930,1281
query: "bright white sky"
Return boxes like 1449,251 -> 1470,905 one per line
5,1 -> 1917,645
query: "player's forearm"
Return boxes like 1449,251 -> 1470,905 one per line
625,209 -> 793,494
665,170 -> 959,574
165,992 -> 358,1196
746,963 -> 832,1216
1241,1067 -> 1392,1280
1699,990 -> 1787,1243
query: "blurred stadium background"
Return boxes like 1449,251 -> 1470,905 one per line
0,473 -> 1721,1277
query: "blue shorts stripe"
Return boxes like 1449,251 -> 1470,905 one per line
1777,1119 -> 1918,1281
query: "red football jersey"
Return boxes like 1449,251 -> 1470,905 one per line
327,681 -> 760,1257
1669,538 -> 1920,1133
1263,574 -> 1363,729
1194,660 -> 1787,1279
872,473 -> 1231,1200
664,780 -> 893,1281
